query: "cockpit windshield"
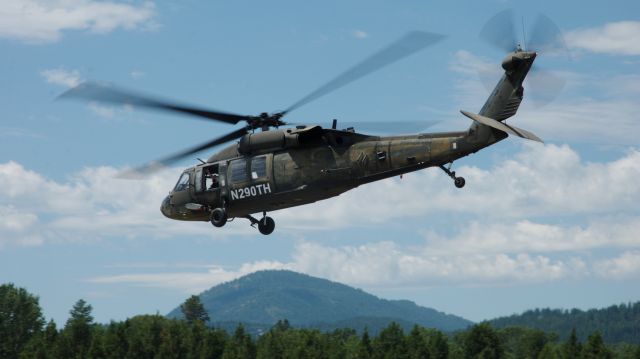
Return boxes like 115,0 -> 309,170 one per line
174,172 -> 190,192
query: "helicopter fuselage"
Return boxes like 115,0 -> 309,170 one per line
160,48 -> 537,234
160,124 -> 507,222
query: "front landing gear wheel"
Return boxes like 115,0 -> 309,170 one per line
454,177 -> 466,188
210,208 -> 227,228
258,216 -> 275,235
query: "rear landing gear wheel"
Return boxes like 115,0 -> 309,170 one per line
439,164 -> 466,189
210,208 -> 227,228
258,216 -> 275,235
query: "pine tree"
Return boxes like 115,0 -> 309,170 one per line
222,324 -> 255,359
357,327 -> 373,359
537,343 -> 560,359
464,322 -> 504,359
373,322 -> 406,358
63,299 -> 95,359
0,283 -> 45,359
583,331 -> 612,359
562,328 -> 582,359
180,295 -> 210,325
426,329 -> 449,359
406,325 -> 430,359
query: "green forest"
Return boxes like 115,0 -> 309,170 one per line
490,304 -> 640,344
2,283 -> 640,359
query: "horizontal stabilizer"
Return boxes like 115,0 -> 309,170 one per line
461,110 -> 543,143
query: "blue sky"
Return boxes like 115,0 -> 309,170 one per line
1,0 -> 639,325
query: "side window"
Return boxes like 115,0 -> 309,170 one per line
251,156 -> 267,180
174,172 -> 190,191
229,159 -> 247,183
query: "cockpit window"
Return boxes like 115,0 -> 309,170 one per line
174,172 -> 190,192
229,159 -> 247,183
251,156 -> 267,180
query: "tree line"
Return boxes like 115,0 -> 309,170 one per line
2,283 -> 640,359
490,304 -> 640,344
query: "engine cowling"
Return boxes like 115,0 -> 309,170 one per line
238,129 -> 299,154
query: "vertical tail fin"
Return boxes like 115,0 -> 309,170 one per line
478,50 -> 536,121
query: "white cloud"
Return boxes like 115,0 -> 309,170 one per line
0,127 -> 42,139
39,69 -> 128,118
89,221 -> 640,292
0,0 -> 156,43
0,161 -> 253,247
87,101 -> 115,118
86,239 -> 591,293
41,68 -> 82,88
276,144 -> 640,230
352,30 -> 368,39
4,142 -> 638,248
422,217 -> 640,256
290,242 -> 585,287
88,261 -> 289,293
595,251 -> 640,279
566,21 -> 640,56
130,70 -> 145,79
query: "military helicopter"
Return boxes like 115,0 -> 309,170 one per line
61,11 -> 565,235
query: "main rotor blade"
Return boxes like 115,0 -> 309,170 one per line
282,31 -> 445,114
119,127 -> 248,177
479,9 -> 518,53
59,82 -> 248,125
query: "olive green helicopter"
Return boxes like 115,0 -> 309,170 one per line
61,11 -> 566,235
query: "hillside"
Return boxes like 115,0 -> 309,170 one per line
490,302 -> 640,344
167,270 -> 471,332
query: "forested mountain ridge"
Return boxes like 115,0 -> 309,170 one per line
167,270 -> 472,332
490,302 -> 640,344
4,282 -> 640,359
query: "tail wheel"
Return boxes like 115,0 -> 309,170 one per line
454,177 -> 466,189
258,216 -> 275,235
210,208 -> 227,228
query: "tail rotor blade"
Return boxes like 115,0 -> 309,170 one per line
527,14 -> 569,56
479,9 -> 518,53
527,66 -> 566,106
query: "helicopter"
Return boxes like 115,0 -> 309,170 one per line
61,11 -> 565,235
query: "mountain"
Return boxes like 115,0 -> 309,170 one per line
167,270 -> 471,333
489,302 -> 640,344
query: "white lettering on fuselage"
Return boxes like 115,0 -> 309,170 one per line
230,183 -> 272,201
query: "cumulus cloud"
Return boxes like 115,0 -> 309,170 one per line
0,161 -> 253,248
88,261 -> 288,293
421,218 -> 640,256
565,21 -> 640,56
39,68 -> 132,118
2,143 -> 639,247
594,251 -> 640,280
290,242 -> 586,287
86,239 -> 591,293
352,30 -> 368,39
41,68 -> 83,88
89,222 -> 640,293
0,0 -> 156,43
275,144 -> 640,229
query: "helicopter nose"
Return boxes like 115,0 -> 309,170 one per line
160,196 -> 173,218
